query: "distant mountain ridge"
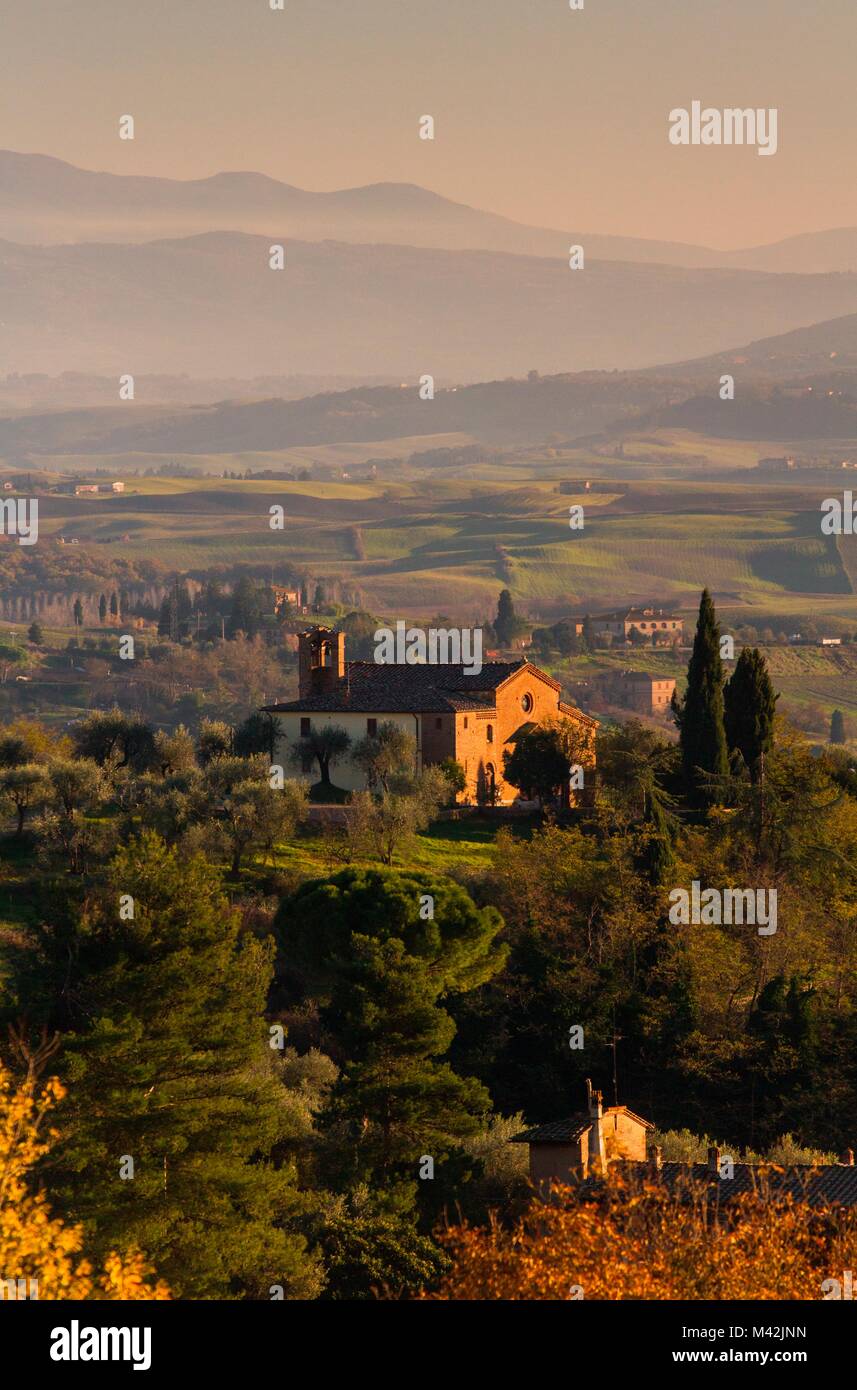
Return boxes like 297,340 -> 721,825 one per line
6,149 -> 857,273
0,149 -> 710,262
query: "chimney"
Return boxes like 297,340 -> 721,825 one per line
840,1149 -> 855,1166
585,1079 -> 607,1178
707,1145 -> 720,1175
298,627 -> 346,698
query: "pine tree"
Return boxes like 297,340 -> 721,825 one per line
673,589 -> 728,805
830,709 -> 847,745
29,833 -> 320,1299
98,594 -> 107,623
109,591 -> 119,619
276,868 -> 507,1184
724,647 -> 779,782
72,598 -> 84,629
494,589 -> 516,646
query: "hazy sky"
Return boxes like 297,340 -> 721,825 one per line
2,0 -> 855,248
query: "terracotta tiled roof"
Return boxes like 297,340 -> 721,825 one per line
264,660 -> 522,714
511,1114 -> 592,1144
608,1106 -> 655,1130
657,1162 -> 857,1207
264,658 -> 593,717
512,1104 -> 654,1145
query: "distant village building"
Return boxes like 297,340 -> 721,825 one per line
757,455 -> 796,473
599,669 -> 676,715
262,626 -> 596,804
590,607 -> 683,643
512,1080 -> 857,1206
55,480 -> 125,496
272,585 -> 303,616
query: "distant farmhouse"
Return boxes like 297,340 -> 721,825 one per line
757,455 -> 796,473
272,585 -> 304,616
513,1081 -> 857,1207
54,480 -> 125,496
598,669 -> 676,716
587,606 -> 683,644
263,626 -> 596,804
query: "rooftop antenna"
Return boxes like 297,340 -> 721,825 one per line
610,1005 -> 623,1109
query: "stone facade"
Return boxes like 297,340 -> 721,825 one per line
592,606 -> 683,643
599,670 -> 676,716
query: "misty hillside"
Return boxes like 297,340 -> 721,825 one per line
5,231 -> 857,382
657,312 -> 857,381
655,384 -> 857,441
5,367 -> 857,461
0,373 -> 675,456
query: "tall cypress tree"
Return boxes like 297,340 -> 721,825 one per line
724,647 -> 778,782
673,589 -> 728,805
494,589 -> 517,646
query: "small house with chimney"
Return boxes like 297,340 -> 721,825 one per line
512,1081 -> 857,1207
512,1081 -> 654,1188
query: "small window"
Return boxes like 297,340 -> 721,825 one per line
300,717 -> 311,737
486,724 -> 494,744
521,692 -> 533,713
367,718 -> 377,736
463,716 -> 469,729
435,717 -> 442,730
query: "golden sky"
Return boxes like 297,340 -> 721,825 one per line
2,0 -> 854,249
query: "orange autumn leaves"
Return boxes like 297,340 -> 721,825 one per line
0,1061 -> 169,1301
428,1175 -> 857,1300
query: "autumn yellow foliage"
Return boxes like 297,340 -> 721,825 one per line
0,1060 -> 169,1301
428,1173 -> 857,1300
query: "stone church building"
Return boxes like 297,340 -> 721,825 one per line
263,625 -> 596,803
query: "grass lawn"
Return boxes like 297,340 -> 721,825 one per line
259,814 -> 528,881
